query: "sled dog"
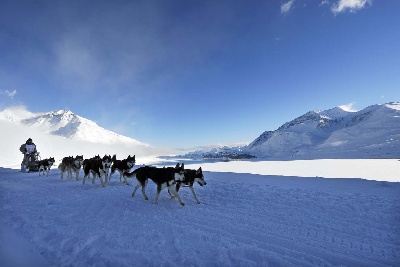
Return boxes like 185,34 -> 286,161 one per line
175,167 -> 207,204
82,155 -> 112,187
82,155 -> 100,171
59,155 -> 84,180
38,157 -> 55,177
125,164 -> 186,206
109,154 -> 136,185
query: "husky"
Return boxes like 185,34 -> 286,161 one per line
82,155 -> 100,171
109,154 -> 136,185
175,167 -> 207,204
59,155 -> 84,180
125,163 -> 185,206
38,157 -> 55,177
82,155 -> 112,187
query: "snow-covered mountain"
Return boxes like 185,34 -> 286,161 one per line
247,102 -> 400,159
176,146 -> 255,160
179,102 -> 400,159
0,107 -> 143,145
0,106 -> 174,167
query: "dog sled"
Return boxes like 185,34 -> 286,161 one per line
20,138 -> 41,173
21,151 -> 41,172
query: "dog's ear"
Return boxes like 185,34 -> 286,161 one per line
175,163 -> 180,168
181,163 -> 184,169
197,167 -> 202,174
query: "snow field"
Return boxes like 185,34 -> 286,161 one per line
1,161 -> 400,266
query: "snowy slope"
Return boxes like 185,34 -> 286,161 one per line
0,160 -> 399,266
247,102 -> 400,159
0,107 -> 144,145
0,111 -> 172,168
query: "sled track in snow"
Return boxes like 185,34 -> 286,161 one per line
0,168 -> 399,266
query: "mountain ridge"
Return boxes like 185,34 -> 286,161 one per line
181,102 -> 400,159
246,102 -> 400,158
0,107 -> 146,146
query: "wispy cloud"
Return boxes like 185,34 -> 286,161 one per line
339,102 -> 358,112
0,90 -> 17,98
281,0 -> 295,15
331,0 -> 372,15
319,0 -> 330,6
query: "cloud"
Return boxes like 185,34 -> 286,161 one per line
0,90 -> 17,98
281,0 -> 295,14
331,0 -> 372,15
319,0 -> 330,6
339,102 -> 358,112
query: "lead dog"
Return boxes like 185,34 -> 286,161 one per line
109,154 -> 136,185
38,157 -> 55,177
59,155 -> 84,180
82,155 -> 112,187
125,163 -> 186,206
174,167 -> 207,204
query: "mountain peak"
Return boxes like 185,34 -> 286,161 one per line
55,109 -> 75,115
338,103 -> 357,112
1,107 -> 145,146
246,102 -> 400,159
318,106 -> 354,119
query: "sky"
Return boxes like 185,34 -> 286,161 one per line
1,0 -> 399,149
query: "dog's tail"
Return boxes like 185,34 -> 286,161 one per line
82,159 -> 88,169
58,163 -> 63,171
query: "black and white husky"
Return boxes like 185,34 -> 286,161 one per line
175,167 -> 207,204
109,154 -> 136,185
82,155 -> 112,187
125,163 -> 186,206
38,157 -> 55,177
59,155 -> 84,180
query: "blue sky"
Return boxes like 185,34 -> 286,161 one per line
1,0 -> 399,149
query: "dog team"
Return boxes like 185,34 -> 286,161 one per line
36,154 -> 207,206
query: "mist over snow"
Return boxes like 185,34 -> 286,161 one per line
0,106 -> 175,167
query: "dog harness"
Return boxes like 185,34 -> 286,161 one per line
176,180 -> 193,187
166,180 -> 176,187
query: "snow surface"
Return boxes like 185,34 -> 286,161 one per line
1,159 -> 400,266
1,103 -> 400,266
